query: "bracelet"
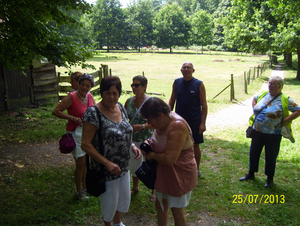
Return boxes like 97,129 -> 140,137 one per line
142,124 -> 145,129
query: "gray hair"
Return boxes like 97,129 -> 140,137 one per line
269,75 -> 284,89
78,73 -> 95,87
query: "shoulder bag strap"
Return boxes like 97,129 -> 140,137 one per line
129,96 -> 151,125
86,106 -> 104,174
252,92 -> 282,126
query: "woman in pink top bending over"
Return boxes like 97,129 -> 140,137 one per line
52,73 -> 96,200
140,97 -> 198,226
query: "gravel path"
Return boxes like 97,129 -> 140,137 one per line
206,69 -> 283,133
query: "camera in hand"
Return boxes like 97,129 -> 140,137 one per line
140,142 -> 152,153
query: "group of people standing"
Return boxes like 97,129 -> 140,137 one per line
52,61 -> 300,226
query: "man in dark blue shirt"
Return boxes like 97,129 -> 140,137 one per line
169,62 -> 208,176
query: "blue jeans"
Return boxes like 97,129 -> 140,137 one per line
249,130 -> 282,177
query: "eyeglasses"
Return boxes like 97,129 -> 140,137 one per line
131,84 -> 142,88
268,82 -> 277,86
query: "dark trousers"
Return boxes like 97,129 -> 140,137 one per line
249,130 -> 282,177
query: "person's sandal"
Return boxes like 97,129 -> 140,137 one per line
150,191 -> 156,202
130,188 -> 139,195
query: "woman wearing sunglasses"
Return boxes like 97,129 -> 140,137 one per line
124,75 -> 155,201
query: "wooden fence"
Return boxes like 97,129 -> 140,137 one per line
57,65 -> 110,100
57,64 -> 164,100
213,61 -> 270,101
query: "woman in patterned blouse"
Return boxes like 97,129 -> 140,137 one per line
82,76 -> 141,226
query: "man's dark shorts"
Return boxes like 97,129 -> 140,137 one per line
191,127 -> 204,144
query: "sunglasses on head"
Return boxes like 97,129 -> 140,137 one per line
131,84 -> 142,88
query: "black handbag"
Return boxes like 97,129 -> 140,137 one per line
246,93 -> 281,138
246,126 -> 254,138
86,106 -> 106,197
135,142 -> 157,189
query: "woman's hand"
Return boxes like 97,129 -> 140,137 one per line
132,144 -> 141,159
71,117 -> 82,125
106,162 -> 121,176
132,124 -> 143,132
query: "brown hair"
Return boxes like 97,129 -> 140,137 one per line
140,97 -> 170,119
100,76 -> 122,96
71,72 -> 83,82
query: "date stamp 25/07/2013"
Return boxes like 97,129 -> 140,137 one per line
232,194 -> 285,204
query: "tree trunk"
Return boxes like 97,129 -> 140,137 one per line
297,42 -> 300,80
286,52 -> 292,67
169,47 -> 172,53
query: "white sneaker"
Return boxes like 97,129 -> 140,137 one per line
75,191 -> 89,200
113,222 -> 126,226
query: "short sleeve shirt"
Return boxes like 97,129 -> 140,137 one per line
126,96 -> 154,142
82,103 -> 133,182
253,93 -> 300,134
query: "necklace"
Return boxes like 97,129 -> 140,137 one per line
77,91 -> 87,101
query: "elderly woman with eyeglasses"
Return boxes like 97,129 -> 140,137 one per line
239,75 -> 300,187
52,73 -> 96,200
124,75 -> 155,201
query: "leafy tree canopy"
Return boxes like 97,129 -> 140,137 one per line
153,3 -> 190,52
0,0 -> 94,71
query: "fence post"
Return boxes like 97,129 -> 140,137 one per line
230,74 -> 234,101
244,71 -> 247,94
254,66 -> 256,78
98,68 -> 102,91
109,68 -> 112,75
257,66 -> 260,78
142,71 -> 145,76
57,72 -> 60,101
101,64 -> 109,77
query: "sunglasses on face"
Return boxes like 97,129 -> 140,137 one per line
131,84 -> 142,88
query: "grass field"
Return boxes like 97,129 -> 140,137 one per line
1,52 -> 300,225
57,51 -> 270,110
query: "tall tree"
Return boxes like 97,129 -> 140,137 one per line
189,10 -> 214,53
153,3 -> 190,52
0,0 -> 93,71
223,0 -> 276,54
225,0 -> 277,53
268,0 -> 300,79
91,0 -> 125,51
125,0 -> 154,51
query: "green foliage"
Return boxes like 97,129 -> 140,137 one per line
153,3 -> 191,52
0,0 -> 94,71
90,0 -> 126,51
223,0 -> 276,53
124,0 -> 154,49
189,10 -> 214,50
